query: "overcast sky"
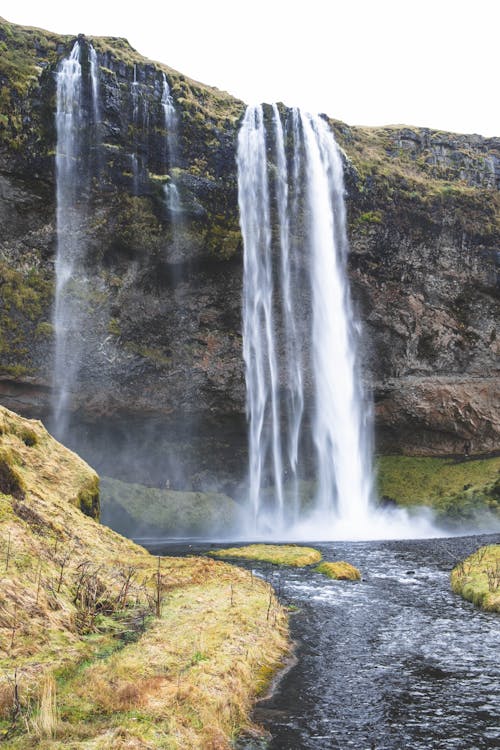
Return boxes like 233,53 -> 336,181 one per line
2,0 -> 498,137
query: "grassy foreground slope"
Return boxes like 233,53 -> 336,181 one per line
0,406 -> 289,748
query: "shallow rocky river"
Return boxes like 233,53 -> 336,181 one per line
148,534 -> 500,750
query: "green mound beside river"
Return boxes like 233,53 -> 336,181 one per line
451,545 -> 500,613
209,544 -> 322,567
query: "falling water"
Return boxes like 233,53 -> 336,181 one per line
161,73 -> 180,216
237,105 -> 284,528
52,42 -> 84,435
272,104 -> 304,524
238,104 -> 374,536
89,44 -> 100,126
299,111 -> 373,529
52,40 -> 100,438
130,65 -> 140,193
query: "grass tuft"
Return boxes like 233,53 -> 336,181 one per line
316,561 -> 361,581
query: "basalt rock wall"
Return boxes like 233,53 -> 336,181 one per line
0,18 -> 498,488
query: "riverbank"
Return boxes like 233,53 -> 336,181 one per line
450,544 -> 500,612
0,406 -> 289,748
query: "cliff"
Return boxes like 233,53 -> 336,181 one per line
0,17 -> 498,489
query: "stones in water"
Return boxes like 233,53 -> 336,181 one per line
237,104 -> 374,537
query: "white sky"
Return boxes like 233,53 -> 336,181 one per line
2,0 -> 499,136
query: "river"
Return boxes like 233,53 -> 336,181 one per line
147,533 -> 500,750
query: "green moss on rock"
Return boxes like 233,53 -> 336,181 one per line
0,447 -> 26,500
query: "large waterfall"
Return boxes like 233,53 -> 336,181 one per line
238,104 -> 374,537
52,40 -> 99,438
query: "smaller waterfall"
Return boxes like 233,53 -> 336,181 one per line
52,39 -> 101,438
130,65 -> 140,193
52,42 -> 84,434
161,73 -> 180,216
161,74 -> 177,143
238,104 -> 374,537
89,44 -> 100,126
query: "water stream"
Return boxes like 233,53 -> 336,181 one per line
149,534 -> 500,750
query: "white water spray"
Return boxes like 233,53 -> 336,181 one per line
238,104 -> 374,537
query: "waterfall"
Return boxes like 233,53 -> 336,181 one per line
161,73 -> 180,216
52,40 -> 100,438
272,104 -> 304,524
238,104 -> 374,537
130,65 -> 140,193
89,44 -> 100,126
299,111 -> 373,528
237,105 -> 284,528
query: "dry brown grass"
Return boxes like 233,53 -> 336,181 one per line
30,674 -> 58,739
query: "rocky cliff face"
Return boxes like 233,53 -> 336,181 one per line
0,17 -> 498,488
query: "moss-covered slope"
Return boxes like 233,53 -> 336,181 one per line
0,405 -> 289,748
376,455 -> 500,525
